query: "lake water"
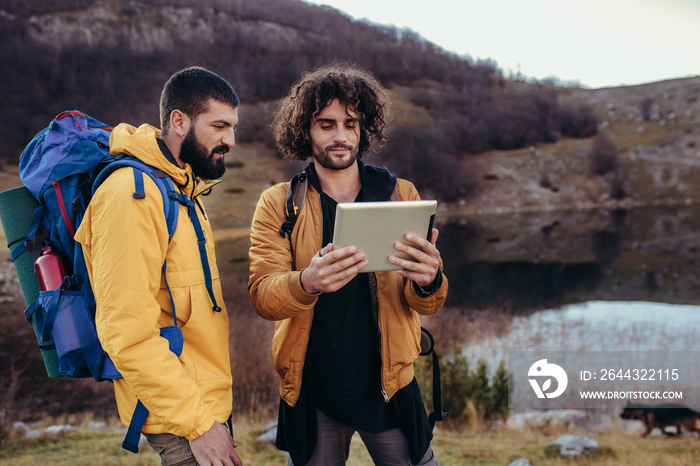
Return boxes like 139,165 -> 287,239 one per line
462,300 -> 700,362
438,203 -> 700,311
433,204 -> 700,411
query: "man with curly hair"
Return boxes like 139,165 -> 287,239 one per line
248,63 -> 448,466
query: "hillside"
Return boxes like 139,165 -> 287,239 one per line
448,76 -> 700,215
1,0 -> 697,210
0,0 -> 597,205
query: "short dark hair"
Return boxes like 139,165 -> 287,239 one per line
272,63 -> 390,160
159,67 -> 240,134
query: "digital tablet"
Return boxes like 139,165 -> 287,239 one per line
332,200 -> 437,273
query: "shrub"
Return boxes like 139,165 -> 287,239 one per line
589,133 -> 620,175
408,83 -> 598,155
539,167 -> 553,190
558,104 -> 598,138
415,347 -> 510,429
610,166 -> 626,199
379,122 -> 478,202
489,361 -> 510,422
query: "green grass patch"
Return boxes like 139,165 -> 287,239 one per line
0,431 -> 160,466
4,419 -> 700,465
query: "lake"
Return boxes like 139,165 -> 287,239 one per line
438,203 -> 700,311
432,204 -> 700,412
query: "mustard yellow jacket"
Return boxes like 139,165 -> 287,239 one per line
248,177 -> 448,406
75,124 -> 232,440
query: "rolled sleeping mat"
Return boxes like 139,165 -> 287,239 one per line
0,186 -> 61,376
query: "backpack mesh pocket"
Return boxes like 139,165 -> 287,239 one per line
42,291 -> 103,378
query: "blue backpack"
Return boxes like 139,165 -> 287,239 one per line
16,110 -> 220,452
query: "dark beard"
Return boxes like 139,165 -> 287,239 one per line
312,143 -> 358,171
179,128 -> 227,180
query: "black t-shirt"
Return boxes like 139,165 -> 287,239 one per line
307,186 -> 397,432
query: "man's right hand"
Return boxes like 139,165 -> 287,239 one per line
300,244 -> 367,294
189,421 -> 243,466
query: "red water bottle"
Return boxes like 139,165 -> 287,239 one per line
34,246 -> 67,291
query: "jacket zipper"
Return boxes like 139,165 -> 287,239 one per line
378,300 -> 388,403
369,272 -> 390,403
379,317 -> 389,402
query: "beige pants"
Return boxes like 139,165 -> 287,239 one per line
145,418 -> 233,466
145,432 -> 197,466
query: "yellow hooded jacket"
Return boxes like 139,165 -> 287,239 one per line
75,123 -> 232,440
248,177 -> 448,407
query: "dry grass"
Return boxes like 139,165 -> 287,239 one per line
3,420 -> 700,465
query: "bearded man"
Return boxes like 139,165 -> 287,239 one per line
76,66 -> 243,466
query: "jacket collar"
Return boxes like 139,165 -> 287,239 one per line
110,123 -> 222,199
157,138 -> 181,168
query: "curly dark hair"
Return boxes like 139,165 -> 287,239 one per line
272,63 -> 391,160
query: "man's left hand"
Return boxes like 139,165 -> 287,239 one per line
389,228 -> 441,288
189,421 -> 243,466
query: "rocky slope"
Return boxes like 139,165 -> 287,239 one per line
450,76 -> 700,216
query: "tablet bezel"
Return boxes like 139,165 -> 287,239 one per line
331,200 -> 437,273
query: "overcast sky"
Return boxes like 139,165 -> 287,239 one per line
304,0 -> 700,89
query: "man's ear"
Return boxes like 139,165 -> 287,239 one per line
169,109 -> 190,137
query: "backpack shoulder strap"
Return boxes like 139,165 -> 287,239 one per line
279,171 -> 308,239
419,326 -> 449,429
278,172 -> 398,255
279,172 -> 308,256
93,158 -> 179,241
280,171 -> 396,240
93,157 -> 184,321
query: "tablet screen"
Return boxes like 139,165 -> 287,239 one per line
331,200 -> 437,273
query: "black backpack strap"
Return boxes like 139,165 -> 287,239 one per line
23,206 -> 51,266
419,327 -> 448,429
280,172 -> 393,248
279,172 -> 308,255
